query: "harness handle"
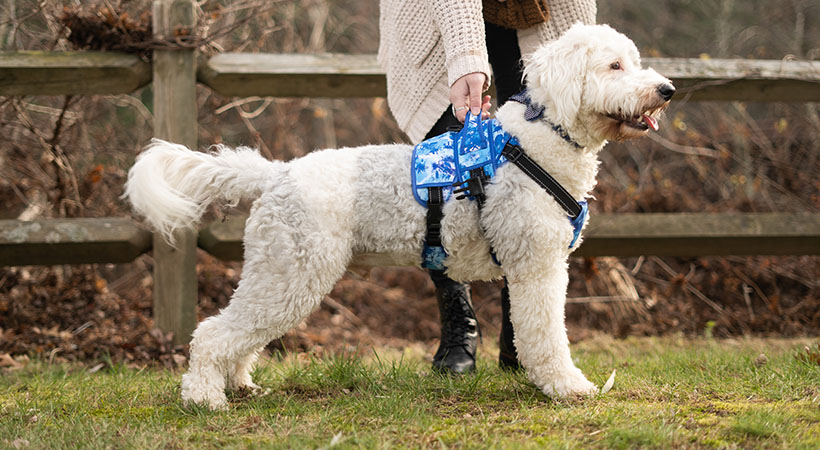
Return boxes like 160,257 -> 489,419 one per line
459,112 -> 488,154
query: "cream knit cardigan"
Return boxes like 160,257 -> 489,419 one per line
378,0 -> 596,143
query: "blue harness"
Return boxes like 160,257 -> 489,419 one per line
411,112 -> 588,270
412,114 -> 512,207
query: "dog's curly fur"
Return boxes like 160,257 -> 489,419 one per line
125,24 -> 672,410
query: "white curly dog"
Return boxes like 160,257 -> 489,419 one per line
125,24 -> 673,410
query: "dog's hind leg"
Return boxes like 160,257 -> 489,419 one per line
506,262 -> 598,398
181,219 -> 352,410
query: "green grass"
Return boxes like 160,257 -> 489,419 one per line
1,336 -> 819,449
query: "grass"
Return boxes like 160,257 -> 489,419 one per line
1,336 -> 819,449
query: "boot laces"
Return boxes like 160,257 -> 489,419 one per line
441,293 -> 480,348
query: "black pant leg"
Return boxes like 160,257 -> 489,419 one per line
485,22 -> 524,107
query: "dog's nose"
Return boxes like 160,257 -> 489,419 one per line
657,83 -> 675,101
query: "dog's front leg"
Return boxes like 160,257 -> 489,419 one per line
506,267 -> 598,398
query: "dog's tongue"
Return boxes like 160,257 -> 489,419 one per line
642,114 -> 659,131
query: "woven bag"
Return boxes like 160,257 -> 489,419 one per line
483,0 -> 550,30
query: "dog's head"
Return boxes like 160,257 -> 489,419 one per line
524,23 -> 673,142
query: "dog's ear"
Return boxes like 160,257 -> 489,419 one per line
524,27 -> 591,127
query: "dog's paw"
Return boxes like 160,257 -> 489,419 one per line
181,376 -> 229,411
541,371 -> 598,399
182,390 -> 229,411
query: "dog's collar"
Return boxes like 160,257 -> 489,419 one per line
508,91 -> 584,150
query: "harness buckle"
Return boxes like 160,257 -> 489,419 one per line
453,169 -> 488,203
502,143 -> 523,163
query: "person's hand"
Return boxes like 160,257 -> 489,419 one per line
450,72 -> 491,123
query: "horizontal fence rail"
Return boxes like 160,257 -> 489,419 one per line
198,54 -> 820,102
199,213 -> 820,260
2,52 -> 819,101
0,218 -> 151,266
1,213 -> 818,268
0,51 -> 152,95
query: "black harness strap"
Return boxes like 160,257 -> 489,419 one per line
453,167 -> 501,266
501,142 -> 583,219
425,187 -> 444,248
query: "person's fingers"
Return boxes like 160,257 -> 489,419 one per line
466,74 -> 484,117
481,95 -> 492,119
449,72 -> 487,123
449,77 -> 468,123
452,105 -> 469,122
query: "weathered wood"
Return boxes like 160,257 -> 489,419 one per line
198,216 -> 246,261
3,51 -> 816,102
646,58 -> 820,102
198,213 -> 820,261
198,54 -> 820,102
3,213 -> 813,267
152,229 -> 198,345
575,213 -> 820,257
151,0 -> 198,345
0,51 -> 151,95
198,53 -> 386,98
0,218 -> 151,266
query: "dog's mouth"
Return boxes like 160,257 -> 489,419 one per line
606,107 -> 663,132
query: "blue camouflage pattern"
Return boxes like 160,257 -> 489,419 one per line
412,113 -> 513,207
569,201 -> 588,249
421,245 -> 448,271
412,112 -> 588,270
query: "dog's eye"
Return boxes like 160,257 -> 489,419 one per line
610,61 -> 622,70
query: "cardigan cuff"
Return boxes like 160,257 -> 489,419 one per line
446,51 -> 492,91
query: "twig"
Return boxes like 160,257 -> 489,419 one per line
685,283 -> 726,315
716,145 -> 818,213
742,284 -> 755,320
104,94 -> 154,124
567,296 -> 641,304
215,96 -> 273,119
726,261 -> 772,313
630,256 -> 645,275
49,96 -> 82,216
237,109 -> 273,159
650,256 -> 725,315
322,296 -> 364,327
646,132 -> 719,158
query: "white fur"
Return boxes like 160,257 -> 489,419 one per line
125,24 -> 672,410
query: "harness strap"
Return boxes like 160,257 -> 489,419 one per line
455,168 -> 501,265
501,142 -> 583,219
426,187 -> 444,247
421,187 -> 447,270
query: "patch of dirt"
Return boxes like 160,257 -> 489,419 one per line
1,251 -> 817,367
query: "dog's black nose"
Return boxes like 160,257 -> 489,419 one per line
657,83 -> 675,101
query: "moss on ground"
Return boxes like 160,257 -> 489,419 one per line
1,336 -> 818,448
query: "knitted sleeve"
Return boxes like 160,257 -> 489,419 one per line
517,0 -> 597,57
428,0 -> 492,89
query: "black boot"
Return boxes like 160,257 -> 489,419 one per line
430,270 -> 479,374
499,278 -> 522,370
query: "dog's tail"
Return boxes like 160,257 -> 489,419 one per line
124,139 -> 280,243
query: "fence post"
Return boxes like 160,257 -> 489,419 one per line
151,0 -> 198,345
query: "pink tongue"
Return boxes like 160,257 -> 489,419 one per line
643,114 -> 659,131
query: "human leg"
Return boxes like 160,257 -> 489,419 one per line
422,109 -> 480,375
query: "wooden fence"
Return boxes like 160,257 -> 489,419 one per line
2,0 -> 819,344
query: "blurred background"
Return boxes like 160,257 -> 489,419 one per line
1,0 -> 818,366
